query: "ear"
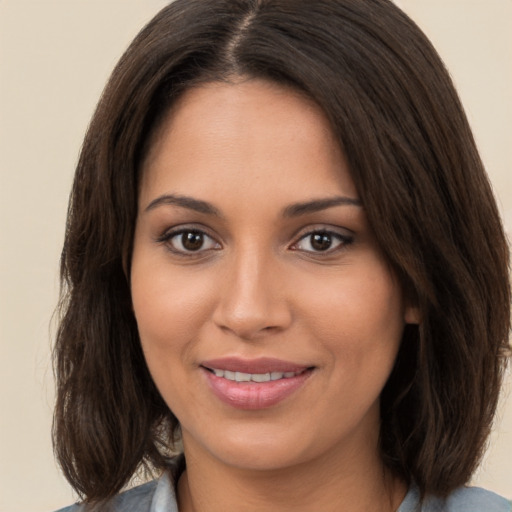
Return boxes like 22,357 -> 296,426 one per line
404,304 -> 421,325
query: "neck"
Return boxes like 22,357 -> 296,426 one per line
177,435 -> 406,512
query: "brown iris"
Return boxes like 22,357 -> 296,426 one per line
182,231 -> 204,251
310,233 -> 333,251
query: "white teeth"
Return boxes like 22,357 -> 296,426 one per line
250,373 -> 270,382
210,369 -> 303,382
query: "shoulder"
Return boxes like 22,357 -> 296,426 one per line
421,486 -> 511,512
442,486 -> 511,512
54,456 -> 183,512
400,485 -> 511,512
53,477 -> 168,512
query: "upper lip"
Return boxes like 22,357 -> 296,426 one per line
201,357 -> 312,374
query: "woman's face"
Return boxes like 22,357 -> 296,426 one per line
131,79 -> 417,472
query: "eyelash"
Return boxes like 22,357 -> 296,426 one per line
290,229 -> 354,254
156,228 -> 221,256
156,227 -> 354,257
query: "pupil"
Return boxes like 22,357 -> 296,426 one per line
182,231 -> 203,251
311,233 -> 332,251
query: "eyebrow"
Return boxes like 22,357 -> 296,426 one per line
144,194 -> 222,216
144,193 -> 362,217
282,196 -> 362,217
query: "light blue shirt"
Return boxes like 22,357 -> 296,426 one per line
57,471 -> 511,512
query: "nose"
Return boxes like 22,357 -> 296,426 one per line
212,247 -> 293,340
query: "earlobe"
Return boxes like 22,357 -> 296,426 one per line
404,305 -> 421,325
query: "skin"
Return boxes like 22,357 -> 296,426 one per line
131,79 -> 419,512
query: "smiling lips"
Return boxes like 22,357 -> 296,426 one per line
201,357 -> 314,410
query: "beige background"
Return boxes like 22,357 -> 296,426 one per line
0,1 -> 510,511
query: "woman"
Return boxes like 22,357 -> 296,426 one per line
54,0 -> 511,511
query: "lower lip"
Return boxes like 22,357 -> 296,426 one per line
203,368 -> 313,410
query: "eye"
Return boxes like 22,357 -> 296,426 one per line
160,229 -> 220,254
292,230 -> 353,253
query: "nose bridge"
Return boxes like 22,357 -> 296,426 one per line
213,241 -> 291,338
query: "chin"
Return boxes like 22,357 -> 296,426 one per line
182,421 -> 312,470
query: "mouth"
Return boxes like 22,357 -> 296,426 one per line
200,357 -> 315,410
203,367 -> 310,383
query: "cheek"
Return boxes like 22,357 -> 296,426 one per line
130,254 -> 222,416
296,260 -> 405,374
130,249 -> 217,358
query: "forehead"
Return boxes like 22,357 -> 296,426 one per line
140,79 -> 358,207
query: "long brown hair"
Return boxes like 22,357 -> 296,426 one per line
53,0 -> 510,504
